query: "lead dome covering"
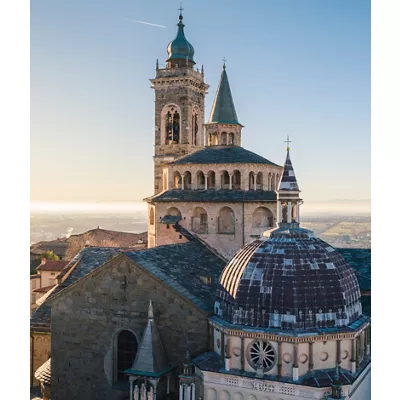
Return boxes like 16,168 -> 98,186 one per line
214,227 -> 362,330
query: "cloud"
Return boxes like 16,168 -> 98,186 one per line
127,19 -> 167,29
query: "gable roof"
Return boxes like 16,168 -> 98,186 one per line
30,247 -> 124,329
170,146 -> 279,166
37,260 -> 69,272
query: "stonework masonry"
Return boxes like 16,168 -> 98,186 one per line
31,332 -> 51,387
50,255 -> 211,400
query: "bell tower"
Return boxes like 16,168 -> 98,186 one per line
150,11 -> 209,194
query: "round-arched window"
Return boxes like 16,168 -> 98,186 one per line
248,340 -> 276,371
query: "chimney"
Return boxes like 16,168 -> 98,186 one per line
41,257 -> 46,265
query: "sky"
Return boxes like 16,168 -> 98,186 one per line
30,0 -> 371,204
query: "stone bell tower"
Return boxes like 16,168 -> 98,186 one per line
150,10 -> 209,194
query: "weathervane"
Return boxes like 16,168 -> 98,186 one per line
285,135 -> 291,151
178,3 -> 184,18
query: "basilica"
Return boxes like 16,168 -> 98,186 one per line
31,11 -> 371,400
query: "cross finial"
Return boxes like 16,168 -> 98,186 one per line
223,56 -> 226,69
178,3 -> 184,19
285,135 -> 291,151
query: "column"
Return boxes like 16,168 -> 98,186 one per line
365,326 -> 370,355
154,386 -> 157,400
296,202 -> 300,223
277,201 -> 282,224
350,338 -> 357,373
292,342 -> 299,381
308,342 -> 314,373
185,384 -> 191,400
277,341 -> 282,379
225,335 -> 231,371
167,376 -> 170,395
179,384 -> 184,400
287,201 -> 292,223
129,376 -> 133,400
191,382 -> 195,400
336,340 -> 342,367
221,331 -> 225,362
229,174 -> 232,189
204,175 -> 208,190
181,175 -> 185,190
240,337 -> 245,371
356,336 -> 361,367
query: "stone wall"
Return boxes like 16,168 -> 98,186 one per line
31,331 -> 51,387
51,256 -> 210,400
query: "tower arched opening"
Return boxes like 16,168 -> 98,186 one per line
221,170 -> 230,189
196,171 -> 206,189
173,172 -> 182,189
191,207 -> 208,234
256,172 -> 263,190
221,132 -> 228,145
207,171 -> 216,189
232,170 -> 241,189
166,207 -> 181,217
183,171 -> 192,189
218,207 -> 235,234
252,207 -> 273,228
249,172 -> 255,190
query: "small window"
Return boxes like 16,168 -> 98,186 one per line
50,272 -> 55,276
117,330 -> 138,382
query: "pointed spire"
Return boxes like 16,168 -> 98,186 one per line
278,137 -> 300,192
208,64 -> 241,125
156,58 -> 159,70
130,301 -> 169,374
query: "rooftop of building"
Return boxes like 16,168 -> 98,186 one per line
36,260 -> 69,272
146,189 -> 277,203
170,146 -> 280,166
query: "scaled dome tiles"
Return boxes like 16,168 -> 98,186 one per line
215,227 -> 362,330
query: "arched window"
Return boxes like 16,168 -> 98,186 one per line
173,172 -> 182,189
149,208 -> 155,225
196,171 -> 205,189
252,207 -> 273,228
249,172 -> 255,190
192,113 -> 199,145
271,173 -> 276,191
229,132 -> 235,145
256,172 -> 263,190
117,330 -> 138,382
268,172 -> 272,190
192,207 -> 208,233
183,171 -> 192,189
166,207 -> 181,217
221,132 -> 227,145
282,204 -> 288,223
218,207 -> 235,234
212,133 -> 218,146
232,170 -> 241,189
221,170 -> 230,189
207,171 -> 216,189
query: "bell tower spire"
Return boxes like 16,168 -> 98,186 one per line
276,137 -> 302,227
204,62 -> 243,147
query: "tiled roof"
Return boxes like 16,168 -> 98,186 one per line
146,189 -> 277,203
30,247 -> 124,328
125,241 -> 226,312
208,66 -> 240,125
193,351 -> 370,388
37,260 -> 69,272
160,215 -> 182,224
170,146 -> 279,166
34,358 -> 51,385
278,150 -> 299,191
33,284 -> 56,294
30,274 -> 40,280
215,227 -> 362,330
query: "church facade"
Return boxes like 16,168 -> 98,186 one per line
33,10 -> 371,400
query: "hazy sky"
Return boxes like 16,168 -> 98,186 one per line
31,0 -> 370,203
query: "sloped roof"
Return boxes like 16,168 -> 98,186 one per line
208,66 -> 240,125
170,146 -> 279,166
34,358 -> 51,385
125,241 -> 226,312
30,247 -> 124,328
37,260 -> 69,272
278,150 -> 300,191
146,189 -> 277,203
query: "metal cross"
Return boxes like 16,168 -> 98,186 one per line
285,135 -> 291,150
178,4 -> 184,14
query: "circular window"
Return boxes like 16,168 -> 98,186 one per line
320,352 -> 329,362
341,350 -> 349,360
283,353 -> 292,363
299,354 -> 308,364
248,340 -> 276,371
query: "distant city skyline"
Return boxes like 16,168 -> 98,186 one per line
31,0 -> 370,204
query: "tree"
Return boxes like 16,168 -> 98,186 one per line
41,250 -> 59,261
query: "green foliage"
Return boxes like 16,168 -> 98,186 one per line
41,250 -> 59,261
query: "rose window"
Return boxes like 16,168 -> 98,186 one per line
249,340 -> 276,370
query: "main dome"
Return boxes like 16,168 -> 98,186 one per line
166,16 -> 195,64
215,227 -> 362,330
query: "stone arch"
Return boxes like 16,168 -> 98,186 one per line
166,207 -> 181,217
256,172 -> 263,190
218,206 -> 235,234
173,171 -> 182,189
229,132 -> 235,145
221,131 -> 228,145
220,390 -> 231,400
232,170 -> 241,189
248,395 -> 258,400
207,170 -> 216,189
192,207 -> 208,234
208,132 -> 218,146
249,171 -> 255,190
113,329 -> 138,383
149,208 -> 155,225
252,207 -> 273,228
183,171 -> 192,189
196,170 -> 206,190
207,388 -> 217,400
232,393 -> 244,400
161,104 -> 181,145
221,170 -> 230,189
